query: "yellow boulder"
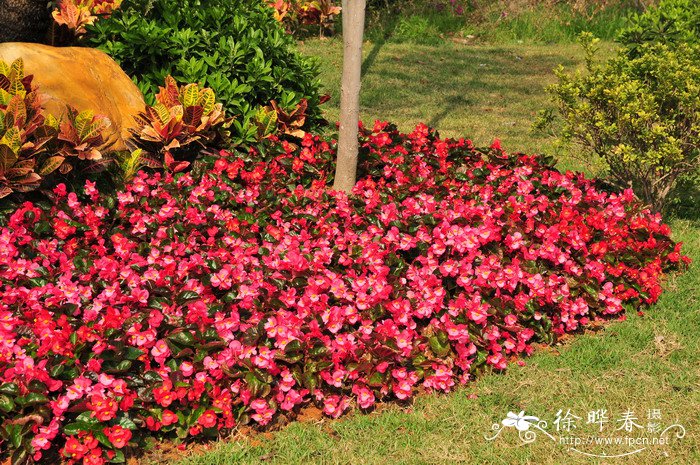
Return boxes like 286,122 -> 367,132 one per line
0,42 -> 145,152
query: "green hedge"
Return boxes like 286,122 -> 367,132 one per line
619,0 -> 700,53
86,0 -> 324,142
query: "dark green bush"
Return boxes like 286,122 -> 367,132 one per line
619,0 -> 700,53
85,0 -> 324,142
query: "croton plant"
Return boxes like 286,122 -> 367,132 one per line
0,59 -> 110,200
52,0 -> 123,38
0,119 -> 688,464
268,0 -> 342,36
130,76 -> 232,173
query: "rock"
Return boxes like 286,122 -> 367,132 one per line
0,42 -> 145,152
0,0 -> 51,43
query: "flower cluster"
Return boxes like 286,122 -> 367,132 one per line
0,122 -> 687,463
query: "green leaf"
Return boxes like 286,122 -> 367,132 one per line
309,343 -> 328,358
0,394 -> 14,412
76,411 -> 100,425
244,372 -> 269,398
199,89 -> 216,114
168,330 -> 195,346
301,370 -> 318,391
429,335 -> 451,357
284,340 -> 302,354
49,364 -> 65,378
143,371 -> 163,383
0,382 -> 19,396
182,84 -> 200,108
110,449 -> 126,463
63,421 -> 98,435
123,347 -> 144,360
38,156 -> 65,176
6,423 -> 23,448
10,58 -> 24,81
583,284 -> 599,299
74,110 -> 95,140
93,429 -> 112,448
367,371 -> 385,387
17,392 -> 48,406
153,103 -> 172,125
112,360 -> 133,372
11,447 -> 28,465
148,297 -> 164,310
33,221 -> 51,235
176,290 -> 200,304
116,415 -> 137,430
27,379 -> 47,393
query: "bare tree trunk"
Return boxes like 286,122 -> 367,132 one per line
333,0 -> 366,193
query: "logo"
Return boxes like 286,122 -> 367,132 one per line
485,408 -> 686,458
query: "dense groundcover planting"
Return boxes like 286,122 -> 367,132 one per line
0,123 -> 688,463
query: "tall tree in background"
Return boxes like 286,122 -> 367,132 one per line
333,0 -> 366,193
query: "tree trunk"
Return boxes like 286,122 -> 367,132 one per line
333,0 -> 366,193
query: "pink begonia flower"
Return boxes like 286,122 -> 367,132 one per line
352,384 -> 376,409
0,126 -> 687,459
323,395 -> 350,418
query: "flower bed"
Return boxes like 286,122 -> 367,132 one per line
0,123 -> 688,464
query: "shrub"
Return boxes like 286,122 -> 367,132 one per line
0,58 -> 110,201
129,76 -> 232,173
51,0 -> 123,41
85,0 -> 324,143
619,0 -> 700,53
47,107 -> 111,168
0,59 -> 47,198
268,0 -> 342,37
538,34 -> 700,213
0,122 -> 687,463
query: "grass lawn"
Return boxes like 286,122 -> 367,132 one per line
173,39 -> 700,465
299,38 -> 616,173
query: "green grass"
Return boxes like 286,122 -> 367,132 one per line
173,40 -> 700,465
362,1 -> 636,46
472,3 -> 634,44
301,39 -> 614,172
